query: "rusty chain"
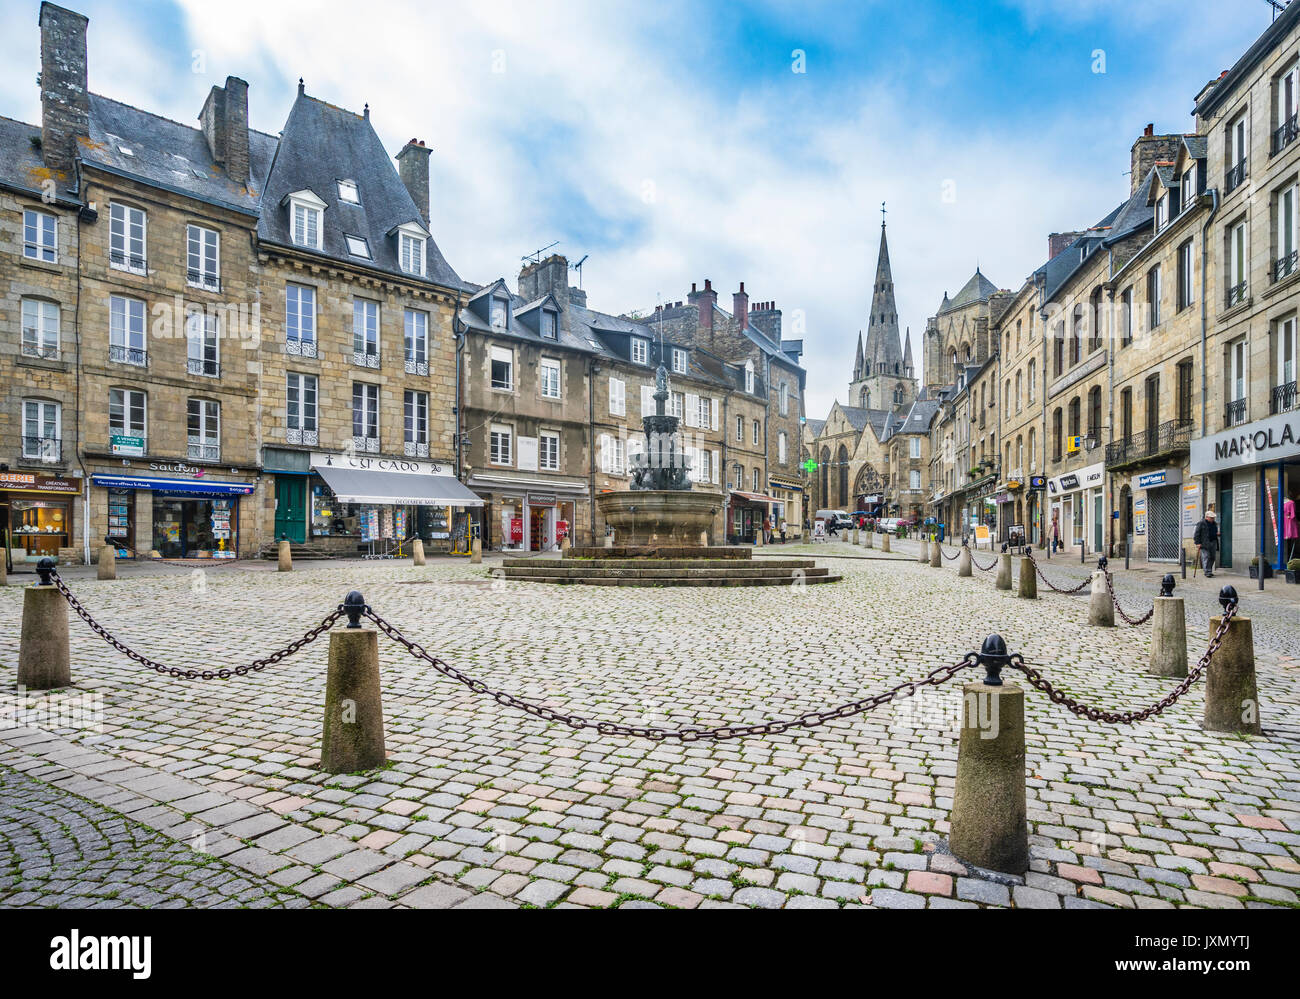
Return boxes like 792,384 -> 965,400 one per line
362,605 -> 981,741
971,551 -> 998,571
940,546 -> 961,561
1007,603 -> 1237,723
1025,550 -> 1091,594
106,540 -> 255,569
48,567 -> 342,680
1103,571 -> 1155,626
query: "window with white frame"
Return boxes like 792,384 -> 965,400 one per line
696,395 -> 710,428
1177,239 -> 1195,311
109,202 -> 146,273
910,436 -> 921,459
491,345 -> 513,390
1227,114 -> 1248,186
910,469 -> 922,490
186,224 -> 220,289
1155,193 -> 1169,231
672,348 -> 687,374
1276,184 -> 1299,279
1028,359 -> 1036,401
337,179 -> 360,204
352,383 -> 380,450
344,234 -> 371,259
109,295 -> 147,365
20,299 -> 59,359
186,309 -> 219,377
744,360 -> 754,394
286,284 -> 316,356
1277,316 -> 1297,403
22,399 -> 60,462
187,398 -> 220,461
778,431 -> 787,464
1228,336 -> 1247,422
540,358 -> 561,399
1147,265 -> 1162,328
609,377 -> 625,417
404,309 -> 428,374
490,297 -> 509,329
292,201 -> 321,249
1277,60 -> 1299,139
404,390 -> 429,456
752,419 -> 760,446
541,310 -> 558,339
752,467 -> 760,492
631,337 -> 648,365
735,415 -> 743,442
1180,165 -> 1197,211
352,299 -> 379,364
109,388 -> 146,447
1228,219 -> 1248,304
490,424 -> 513,465
23,209 -> 57,263
601,435 -> 625,475
670,392 -> 684,420
539,430 -> 560,471
399,232 -> 425,277
779,381 -> 788,416
286,372 -> 318,445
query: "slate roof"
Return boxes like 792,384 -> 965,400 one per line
942,268 -> 999,312
1032,178 -> 1155,303
1194,1 -> 1300,117
805,419 -> 826,439
0,115 -> 57,200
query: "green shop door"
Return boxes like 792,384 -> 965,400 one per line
275,476 -> 306,543
1218,482 -> 1232,569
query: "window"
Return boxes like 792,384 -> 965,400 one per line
744,360 -> 755,394
631,337 -> 648,365
541,310 -> 558,340
1028,428 -> 1037,471
185,308 -> 219,377
344,234 -> 371,259
696,395 -> 710,428
286,284 -> 317,356
735,415 -> 743,442
286,373 -> 318,445
23,209 -> 57,263
540,358 -> 561,399
352,299 -> 379,365
337,179 -> 360,204
697,448 -> 712,483
1088,386 -> 1103,437
399,232 -> 425,277
1228,219 -> 1248,306
352,383 -> 380,450
22,400 -> 60,462
753,467 -> 761,492
1155,193 -> 1169,231
752,419 -> 760,446
1177,239 -> 1194,310
187,398 -> 220,461
1276,184 -> 1299,280
490,297 -> 509,329
1176,359 -> 1194,424
490,424 -> 513,465
1275,317 -> 1297,414
1070,307 -> 1083,366
778,431 -> 787,464
1068,397 -> 1081,441
109,203 -> 146,273
1180,165 -> 1198,211
670,392 -> 684,420
20,299 -> 59,358
1052,322 -> 1065,376
490,345 -> 513,390
1120,288 -> 1134,346
1276,60 -> 1299,154
109,388 -> 147,448
1226,114 -> 1248,192
404,390 -> 429,457
609,377 -> 626,417
1015,371 -> 1022,413
292,202 -> 320,249
539,430 -> 560,471
599,433 -> 625,475
404,309 -> 429,374
672,348 -> 687,374
1027,360 -> 1036,403
186,224 -> 220,289
1227,337 -> 1247,425
909,469 -> 921,490
1121,387 -> 1133,440
1147,265 -> 1162,328
109,295 -> 147,366
1052,408 -> 1063,461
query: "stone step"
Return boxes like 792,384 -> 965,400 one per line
566,546 -> 753,560
500,573 -> 843,587
502,565 -> 831,579
509,558 -> 821,571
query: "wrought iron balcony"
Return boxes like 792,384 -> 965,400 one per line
109,344 -> 148,366
186,269 -> 222,292
405,358 -> 429,376
353,349 -> 380,368
109,249 -> 148,273
1224,398 -> 1247,427
1226,280 -> 1248,308
21,436 -> 61,463
186,439 -> 220,462
286,338 -> 317,358
353,435 -> 380,454
286,427 -> 319,446
187,357 -> 220,377
1104,419 -> 1194,468
1273,250 -> 1298,283
1225,159 -> 1248,194
21,342 -> 59,360
1273,114 -> 1299,156
404,440 -> 430,458
1272,381 -> 1298,415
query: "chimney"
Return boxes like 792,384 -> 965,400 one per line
38,3 -> 89,179
1130,124 -> 1183,196
518,253 -> 569,315
1048,231 -> 1083,259
396,139 -> 432,226
697,278 -> 717,334
199,76 -> 250,186
568,285 -> 587,308
733,282 -> 749,330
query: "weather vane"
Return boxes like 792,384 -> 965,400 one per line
881,201 -> 886,226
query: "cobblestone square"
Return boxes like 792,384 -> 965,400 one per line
2,539 -> 1297,910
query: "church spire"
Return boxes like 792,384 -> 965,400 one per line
903,327 -> 914,376
853,331 -> 863,379
864,218 -> 904,376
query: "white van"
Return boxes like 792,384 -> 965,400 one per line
814,509 -> 853,531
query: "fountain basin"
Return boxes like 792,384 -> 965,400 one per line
596,489 -> 724,546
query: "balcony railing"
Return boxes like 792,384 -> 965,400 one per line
186,269 -> 221,292
1273,114 -> 1299,156
21,436 -> 61,463
1105,419 -> 1194,467
109,249 -> 147,274
353,436 -> 380,454
21,342 -> 59,360
1226,280 -> 1248,308
187,439 -> 220,462
404,440 -> 430,458
286,427 -> 319,446
353,349 -> 380,369
405,358 -> 429,376
1224,398 -> 1247,426
1272,381 -> 1298,415
187,357 -> 220,378
1225,159 -> 1248,194
1273,250 -> 1299,283
109,344 -> 148,366
287,338 -> 317,358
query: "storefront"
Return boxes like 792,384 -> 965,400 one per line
729,490 -> 774,543
90,473 -> 255,558
1191,411 -> 1300,575
1046,461 -> 1104,555
466,473 -> 587,551
1,472 -> 82,566
1126,466 -> 1190,563
768,477 -> 805,537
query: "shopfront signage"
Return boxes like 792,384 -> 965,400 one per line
1046,462 -> 1104,496
1029,475 -> 1046,491
528,493 -> 557,507
1190,411 -> 1300,475
1138,470 -> 1167,489
111,435 -> 145,457
310,452 -> 446,476
0,473 -> 80,494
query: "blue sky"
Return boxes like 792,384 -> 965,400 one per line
0,0 -> 1275,417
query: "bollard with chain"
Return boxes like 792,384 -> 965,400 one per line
1087,566 -> 1114,626
930,539 -> 942,568
1202,586 -> 1260,734
1016,554 -> 1036,599
995,549 -> 1012,590
321,590 -> 386,773
97,539 -> 117,581
412,538 -> 426,566
958,543 -> 972,577
18,558 -> 71,690
278,534 -> 293,572
949,634 -> 1029,876
1148,574 -> 1187,677
917,538 -> 928,565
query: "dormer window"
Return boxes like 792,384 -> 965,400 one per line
541,309 -> 558,340
744,360 -> 755,394
400,232 -> 425,277
285,190 -> 327,250
490,297 -> 509,329
671,348 -> 687,374
1155,193 -> 1169,231
1181,165 -> 1198,208
631,337 -> 648,365
337,179 -> 360,204
344,234 -> 371,259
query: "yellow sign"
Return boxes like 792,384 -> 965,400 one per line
1066,435 -> 1082,453
975,525 -> 990,542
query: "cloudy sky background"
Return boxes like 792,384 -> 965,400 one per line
0,0 -> 1276,418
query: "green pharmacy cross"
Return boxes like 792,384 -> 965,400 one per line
802,459 -> 817,474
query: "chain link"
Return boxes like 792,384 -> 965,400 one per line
1103,571 -> 1155,626
1024,551 -> 1091,594
941,546 -> 961,561
48,568 -> 342,680
971,551 -> 998,571
106,540 -> 257,569
1007,604 -> 1237,723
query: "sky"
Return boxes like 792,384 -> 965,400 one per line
0,0 -> 1279,418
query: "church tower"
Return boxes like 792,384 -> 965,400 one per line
848,217 -> 917,412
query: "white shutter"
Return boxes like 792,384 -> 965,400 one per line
712,449 -> 720,483
711,398 -> 719,431
609,376 -> 623,416
641,385 -> 654,417
600,433 -> 611,473
684,393 -> 698,428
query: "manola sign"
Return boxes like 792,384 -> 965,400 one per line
1190,412 -> 1300,476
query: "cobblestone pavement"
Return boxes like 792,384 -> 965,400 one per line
1,542 -> 1297,910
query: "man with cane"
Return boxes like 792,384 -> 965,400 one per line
1193,509 -> 1219,578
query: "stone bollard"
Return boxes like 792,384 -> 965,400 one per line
958,545 -> 972,577
865,530 -> 873,549
881,533 -> 891,553
561,534 -> 571,552
1148,575 -> 1187,678
0,553 -> 6,586
917,540 -> 929,565
412,539 -> 426,566
1087,570 -> 1114,626
852,527 -> 859,545
278,538 -> 293,572
97,543 -> 117,581
1203,587 -> 1261,734
949,635 -> 1028,875
756,528 -> 764,548
930,540 -> 942,567
995,552 -> 1012,590
471,537 -> 483,564
1016,556 -> 1036,599
18,559 -> 71,691
320,591 -> 386,773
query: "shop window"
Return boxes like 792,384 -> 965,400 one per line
286,373 -> 318,445
20,298 -> 59,359
106,487 -> 134,555
22,399 -> 61,463
187,398 -> 220,462
10,496 -> 71,557
404,390 -> 429,457
286,284 -> 317,356
405,309 -> 429,375
352,383 -> 380,452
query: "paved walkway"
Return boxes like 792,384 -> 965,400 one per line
0,545 -> 1297,909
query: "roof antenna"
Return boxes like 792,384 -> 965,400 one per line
521,240 -> 559,265
570,254 -> 589,288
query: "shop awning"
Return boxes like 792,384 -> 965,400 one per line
92,474 -> 254,496
731,491 -> 777,504
313,465 -> 483,507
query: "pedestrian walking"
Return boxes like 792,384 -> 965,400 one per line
1193,509 -> 1220,578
